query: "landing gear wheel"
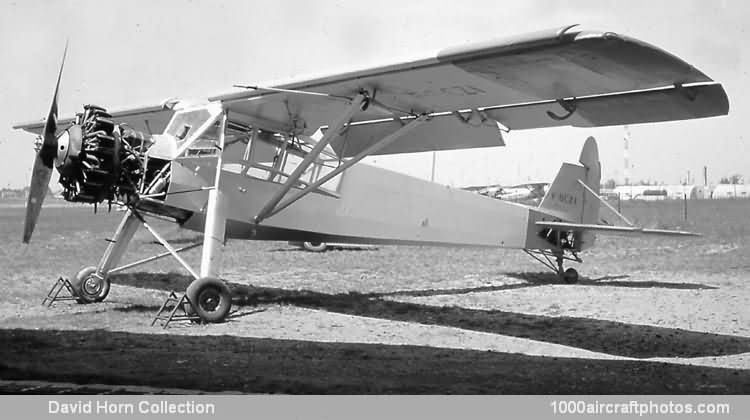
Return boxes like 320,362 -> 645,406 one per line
72,266 -> 111,303
562,268 -> 579,284
181,302 -> 201,323
302,241 -> 328,252
185,277 -> 232,323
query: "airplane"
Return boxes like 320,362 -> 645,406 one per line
464,182 -> 549,203
14,25 -> 729,323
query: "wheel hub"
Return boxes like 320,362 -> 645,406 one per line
82,275 -> 103,295
198,288 -> 221,312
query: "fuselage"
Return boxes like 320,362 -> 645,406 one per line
155,156 -> 556,250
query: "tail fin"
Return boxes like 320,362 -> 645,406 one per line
539,136 -> 601,224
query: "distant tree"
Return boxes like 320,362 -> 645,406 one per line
603,179 -> 616,189
719,174 -> 744,184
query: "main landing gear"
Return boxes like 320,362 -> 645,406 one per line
65,110 -> 234,324
523,249 -> 582,284
67,209 -> 234,323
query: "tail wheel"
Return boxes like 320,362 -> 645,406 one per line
185,277 -> 232,323
72,266 -> 111,303
563,268 -> 579,284
302,241 -> 328,252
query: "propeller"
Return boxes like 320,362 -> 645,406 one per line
22,43 -> 68,243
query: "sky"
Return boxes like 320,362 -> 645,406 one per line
0,0 -> 747,189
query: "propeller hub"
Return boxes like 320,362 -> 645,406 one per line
55,124 -> 82,173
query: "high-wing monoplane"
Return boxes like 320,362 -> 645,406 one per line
15,26 -> 729,323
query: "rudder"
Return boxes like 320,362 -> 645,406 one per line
539,136 -> 601,225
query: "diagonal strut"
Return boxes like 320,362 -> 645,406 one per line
264,114 -> 431,220
253,92 -> 369,224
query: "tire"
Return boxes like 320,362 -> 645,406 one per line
185,277 -> 232,323
302,241 -> 328,252
563,268 -> 579,284
71,266 -> 110,303
181,302 -> 202,323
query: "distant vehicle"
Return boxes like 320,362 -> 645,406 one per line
15,26 -> 727,323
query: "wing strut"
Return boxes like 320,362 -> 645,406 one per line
253,92 -> 370,224
262,113 -> 431,221
575,179 -> 633,226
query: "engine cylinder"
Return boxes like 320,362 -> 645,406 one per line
58,105 -> 152,205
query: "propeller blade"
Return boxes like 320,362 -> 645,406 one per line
39,41 -> 68,168
22,154 -> 53,243
23,42 -> 68,243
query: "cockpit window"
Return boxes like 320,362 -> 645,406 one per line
223,128 -> 342,193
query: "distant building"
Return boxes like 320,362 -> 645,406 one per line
612,184 -> 707,200
613,185 -> 667,201
712,184 -> 750,199
0,188 -> 26,200
662,185 -> 707,200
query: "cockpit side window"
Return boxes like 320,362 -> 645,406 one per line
230,128 -> 343,193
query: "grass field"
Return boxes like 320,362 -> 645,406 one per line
0,199 -> 749,393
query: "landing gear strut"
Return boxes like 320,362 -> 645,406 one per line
523,249 -> 582,284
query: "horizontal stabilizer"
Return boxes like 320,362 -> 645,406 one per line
536,221 -> 700,237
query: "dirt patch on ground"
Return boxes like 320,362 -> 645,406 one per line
1,203 -> 750,393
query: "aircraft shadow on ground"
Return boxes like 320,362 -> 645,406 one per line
109,272 -> 748,359
265,246 -> 380,253
1,328 -> 748,394
111,303 -> 267,321
504,272 -> 719,290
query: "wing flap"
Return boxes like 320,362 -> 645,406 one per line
537,221 -> 700,237
330,116 -> 505,157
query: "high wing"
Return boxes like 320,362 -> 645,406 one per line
537,221 -> 700,237
13,99 -> 180,136
215,25 -> 729,157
